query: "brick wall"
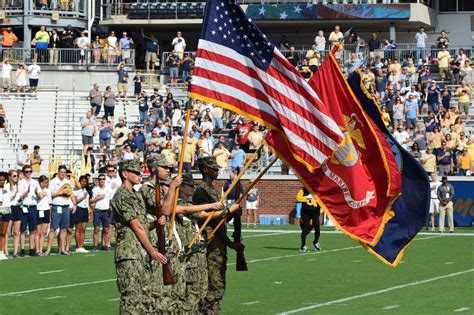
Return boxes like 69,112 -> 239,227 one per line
195,175 -> 302,219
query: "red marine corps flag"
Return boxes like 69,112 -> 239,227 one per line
191,0 -> 401,246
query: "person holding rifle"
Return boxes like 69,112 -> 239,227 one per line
192,157 -> 241,314
111,159 -> 168,314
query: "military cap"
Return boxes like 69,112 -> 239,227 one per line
198,156 -> 220,170
181,172 -> 195,187
119,159 -> 142,173
147,154 -> 172,169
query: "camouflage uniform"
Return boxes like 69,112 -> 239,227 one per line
192,158 -> 227,315
178,173 -> 208,313
111,160 -> 152,315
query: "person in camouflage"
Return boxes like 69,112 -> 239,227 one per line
139,154 -> 182,313
192,157 -> 242,314
111,159 -> 168,315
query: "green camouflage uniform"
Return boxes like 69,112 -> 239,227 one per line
193,181 -> 227,315
111,160 -> 152,315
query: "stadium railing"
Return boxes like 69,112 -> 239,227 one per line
2,48 -> 136,67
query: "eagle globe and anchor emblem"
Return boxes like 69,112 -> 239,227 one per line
320,114 -> 376,209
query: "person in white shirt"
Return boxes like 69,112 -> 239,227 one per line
0,172 -> 12,260
415,26 -> 428,65
72,175 -> 90,253
90,174 -> 113,251
5,170 -> 20,258
393,125 -> 411,150
47,165 -> 75,255
105,165 -> 121,248
34,176 -> 51,256
17,144 -> 29,170
76,31 -> 90,65
17,165 -> 40,256
171,31 -> 186,59
27,59 -> 41,94
428,173 -> 441,231
314,30 -> 326,55
107,31 -> 118,64
1,58 -> 13,93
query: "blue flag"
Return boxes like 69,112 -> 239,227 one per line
347,70 -> 431,267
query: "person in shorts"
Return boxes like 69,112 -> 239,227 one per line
245,187 -> 259,228
35,175 -> 51,256
116,62 -> 129,98
0,172 -> 12,260
90,174 -> 112,251
6,170 -> 22,258
73,175 -> 90,253
18,165 -> 40,257
47,165 -> 75,255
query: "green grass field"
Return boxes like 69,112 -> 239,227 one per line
0,225 -> 473,314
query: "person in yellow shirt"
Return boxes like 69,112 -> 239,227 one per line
161,142 -> 177,166
296,186 -> 321,252
381,106 -> 391,128
305,44 -> 321,73
213,141 -> 230,170
437,46 -> 451,80
420,147 -> 437,176
29,145 -> 43,173
457,148 -> 471,175
328,25 -> 344,62
455,81 -> 471,118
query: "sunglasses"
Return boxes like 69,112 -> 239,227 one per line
99,178 -> 106,181
24,170 -> 32,174
108,170 -> 116,173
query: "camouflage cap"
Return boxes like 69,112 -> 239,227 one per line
181,172 -> 195,187
198,156 -> 220,170
119,159 -> 142,173
147,154 -> 171,169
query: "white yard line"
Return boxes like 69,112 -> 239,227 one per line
0,279 -> 116,297
107,298 -> 120,302
277,269 -> 474,314
42,296 -> 64,300
454,307 -> 471,312
38,270 -> 64,275
444,262 -> 455,265
382,305 -> 400,310
242,301 -> 260,305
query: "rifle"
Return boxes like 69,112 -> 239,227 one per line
232,178 -> 247,271
154,172 -> 176,285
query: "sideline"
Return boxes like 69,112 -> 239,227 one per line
277,269 -> 474,314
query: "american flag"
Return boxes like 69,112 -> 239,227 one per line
190,0 -> 344,169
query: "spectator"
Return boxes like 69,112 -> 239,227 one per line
230,143 -> 246,171
132,126 -> 146,159
354,34 -> 365,59
150,88 -> 164,118
404,95 -> 419,130
425,80 -> 440,113
435,31 -> 449,49
34,175 -> 51,256
103,86 -> 116,121
428,126 -> 443,151
223,170 -> 244,203
98,117 -> 112,156
132,70 -> 142,96
167,50 -> 180,86
328,25 -> 343,61
92,35 -> 103,64
116,62 -> 129,98
246,187 -> 259,228
28,59 -> 41,94
76,31 -> 90,65
199,129 -> 214,157
213,141 -> 230,169
421,147 -> 437,176
112,117 -> 131,153
0,172 -> 12,260
142,29 -> 160,71
29,145 -> 43,173
119,32 -> 133,64
286,46 -> 299,68
455,81 -> 471,119
314,30 -> 326,55
305,44 -> 320,73
437,46 -> 451,81
47,165 -> 75,255
34,25 -> 50,63
392,96 -> 404,130
172,31 -> 186,59
381,106 -> 391,128
89,83 -> 102,116
49,29 -> 61,65
0,104 -> 7,137
411,143 -> 422,161
368,33 -> 381,63
15,63 -> 27,95
437,176 -> 455,233
374,68 -> 387,95
212,105 -> 224,133
72,175 -> 89,253
161,141 -> 177,166
107,31 -> 118,64
81,111 -> 96,152
457,148 -> 471,176
361,67 -> 375,90
226,114 -> 240,149
415,26 -> 427,65
90,174 -> 113,251
1,28 -> 18,59
181,53 -> 194,82
427,173 -> 441,231
121,144 -> 135,161
345,52 -> 361,75
247,124 -> 263,154
393,124 -> 410,150
460,60 -> 472,86
153,120 -> 168,136
137,90 -> 149,124
236,117 -> 252,152
1,58 -> 12,94
61,25 -> 75,62
436,141 -> 453,176
17,145 -> 29,169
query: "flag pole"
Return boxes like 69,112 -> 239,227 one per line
187,141 -> 266,249
206,155 -> 278,241
168,101 -> 193,239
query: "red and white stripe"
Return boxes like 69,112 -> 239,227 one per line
191,39 -> 344,168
